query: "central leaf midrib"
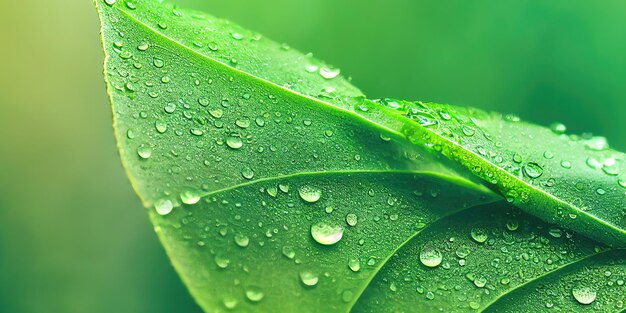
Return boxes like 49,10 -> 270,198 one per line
383,105 -> 626,238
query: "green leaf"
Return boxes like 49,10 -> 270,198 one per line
353,203 -> 626,312
95,0 -> 495,312
361,99 -> 626,246
95,0 -> 626,312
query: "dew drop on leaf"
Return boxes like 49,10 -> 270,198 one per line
345,213 -> 358,227
523,162 -> 543,179
572,286 -> 596,305
245,287 -> 264,302
226,137 -> 243,149
419,245 -> 443,267
137,146 -> 152,159
310,222 -> 343,245
154,199 -> 173,216
298,185 -> 322,203
299,271 -> 319,287
319,67 -> 340,79
348,258 -> 361,272
234,233 -> 250,247
282,246 -> 295,259
214,254 -> 230,269
180,190 -> 200,205
470,227 -> 488,243
241,166 -> 254,179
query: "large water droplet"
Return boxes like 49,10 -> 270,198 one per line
419,245 -> 443,267
137,146 -> 152,159
298,185 -> 322,203
226,137 -> 243,149
572,286 -> 596,305
234,233 -> 250,247
523,162 -> 543,179
310,222 -> 343,245
245,287 -> 264,302
345,213 -> 358,227
470,227 -> 488,243
299,271 -> 319,286
180,190 -> 201,205
154,199 -> 173,215
319,67 -> 340,79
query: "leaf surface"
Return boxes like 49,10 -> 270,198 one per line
96,0 -> 626,312
352,203 -> 626,312
95,0 -> 495,312
362,99 -> 626,246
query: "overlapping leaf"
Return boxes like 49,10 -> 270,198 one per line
96,0 -> 626,312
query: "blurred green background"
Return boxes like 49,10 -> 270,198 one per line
1,0 -> 625,312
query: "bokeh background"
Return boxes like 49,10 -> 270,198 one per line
1,0 -> 625,312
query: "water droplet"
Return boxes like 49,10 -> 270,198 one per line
155,121 -> 167,133
474,276 -> 487,288
235,233 -> 250,247
104,0 -> 116,5
125,1 -> 136,9
190,128 -> 204,136
505,220 -> 519,231
550,122 -> 567,134
461,125 -> 475,137
236,118 -> 251,128
586,157 -> 602,169
180,190 -> 200,205
153,58 -> 164,68
549,227 -> 562,238
231,32 -> 245,40
572,286 -> 596,305
319,67 -> 340,79
426,291 -> 435,300
470,227 -> 488,243
223,296 -> 238,309
245,287 -> 264,302
348,258 -> 361,272
618,178 -> 626,189
298,185 -> 321,203
419,245 -> 443,267
561,160 -> 572,169
310,222 -> 343,245
345,213 -> 358,227
164,103 -> 176,113
137,42 -> 149,51
596,188 -> 606,195
241,166 -> 254,179
523,162 -> 543,179
214,254 -> 230,268
282,246 -> 295,259
299,271 -> 319,286
226,137 -> 243,149
278,183 -> 289,193
154,199 -> 173,215
512,153 -> 523,163
137,146 -> 152,159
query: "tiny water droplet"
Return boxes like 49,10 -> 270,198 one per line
298,185 -> 322,203
550,122 -> 567,134
311,222 -> 343,245
345,213 -> 358,227
348,258 -> 361,272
